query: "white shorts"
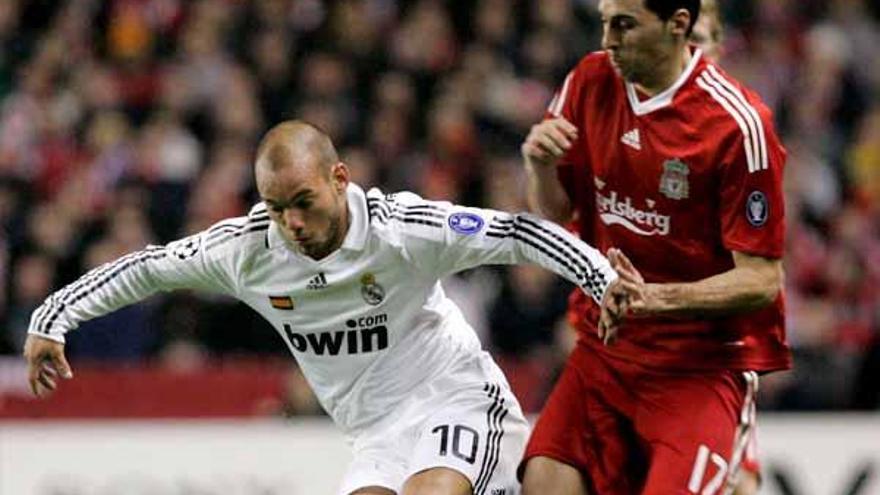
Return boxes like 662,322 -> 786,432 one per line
338,352 -> 529,495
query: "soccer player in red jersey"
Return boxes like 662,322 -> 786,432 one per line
518,0 -> 790,493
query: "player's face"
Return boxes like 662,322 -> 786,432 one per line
259,160 -> 350,260
691,11 -> 722,62
599,0 -> 681,84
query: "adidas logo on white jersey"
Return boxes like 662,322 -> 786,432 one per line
621,128 -> 641,150
306,272 -> 328,290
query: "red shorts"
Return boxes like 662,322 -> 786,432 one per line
521,343 -> 758,495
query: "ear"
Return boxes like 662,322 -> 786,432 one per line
330,162 -> 350,193
668,8 -> 692,37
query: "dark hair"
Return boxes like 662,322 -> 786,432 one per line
644,0 -> 701,36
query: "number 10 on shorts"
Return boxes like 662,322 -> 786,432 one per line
688,444 -> 728,494
431,424 -> 479,464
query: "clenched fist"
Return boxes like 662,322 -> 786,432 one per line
521,117 -> 578,168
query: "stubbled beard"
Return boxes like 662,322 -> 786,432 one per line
616,61 -> 640,83
303,212 -> 342,259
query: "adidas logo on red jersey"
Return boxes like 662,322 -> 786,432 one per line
621,128 -> 641,150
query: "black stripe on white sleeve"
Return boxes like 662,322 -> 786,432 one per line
517,216 -> 606,291
369,196 -> 448,229
205,220 -> 270,251
33,245 -> 167,334
486,215 -> 607,301
34,247 -> 168,335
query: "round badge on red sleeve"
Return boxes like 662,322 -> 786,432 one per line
746,191 -> 769,227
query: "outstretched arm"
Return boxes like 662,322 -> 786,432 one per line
376,190 -> 618,305
27,233 -> 238,345
22,212 -> 255,396
609,249 -> 782,317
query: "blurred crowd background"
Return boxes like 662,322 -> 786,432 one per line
0,0 -> 878,415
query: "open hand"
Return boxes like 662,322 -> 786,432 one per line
608,248 -> 650,315
23,335 -> 73,398
597,248 -> 647,345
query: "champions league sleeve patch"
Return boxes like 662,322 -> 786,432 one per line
167,234 -> 202,260
746,191 -> 769,227
448,212 -> 485,235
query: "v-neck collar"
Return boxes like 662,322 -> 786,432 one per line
625,48 -> 703,116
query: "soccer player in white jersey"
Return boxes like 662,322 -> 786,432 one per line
23,120 -> 628,495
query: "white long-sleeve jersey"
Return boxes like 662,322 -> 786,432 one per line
28,184 -> 616,436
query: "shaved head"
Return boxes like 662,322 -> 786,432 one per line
255,120 -> 350,260
256,120 -> 339,179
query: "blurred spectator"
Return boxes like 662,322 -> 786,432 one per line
488,264 -> 569,356
292,51 -> 358,142
136,110 -> 202,240
340,145 -> 380,189
248,27 -> 296,126
184,138 -> 252,233
25,202 -> 79,260
3,252 -> 55,351
0,1 -> 22,99
848,105 -> 880,209
390,0 -> 457,76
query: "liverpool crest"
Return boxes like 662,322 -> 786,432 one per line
659,159 -> 690,200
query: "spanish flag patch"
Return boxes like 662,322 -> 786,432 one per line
269,295 -> 295,310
